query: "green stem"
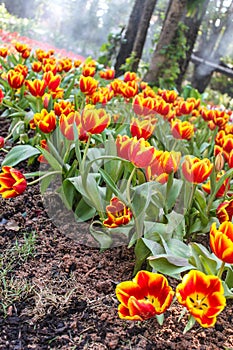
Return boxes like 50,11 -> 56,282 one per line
80,133 -> 91,175
5,121 -> 24,141
217,261 -> 225,279
126,167 -> 136,206
27,171 -> 61,186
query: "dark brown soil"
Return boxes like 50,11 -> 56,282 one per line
0,118 -> 233,350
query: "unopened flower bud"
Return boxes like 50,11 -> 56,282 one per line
215,153 -> 225,172
0,136 -> 4,148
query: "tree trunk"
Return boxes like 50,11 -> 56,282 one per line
191,0 -> 233,92
175,0 -> 211,90
144,0 -> 187,84
114,0 -> 146,77
131,0 -> 157,72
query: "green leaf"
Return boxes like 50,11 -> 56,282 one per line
75,198 -> 96,222
90,222 -> 112,250
189,242 -> 218,274
183,316 -> 196,334
63,77 -> 75,99
149,255 -> 193,279
37,146 -> 63,171
133,238 -> 151,275
156,314 -> 164,326
2,145 -> 40,166
166,178 -> 183,211
40,173 -> 58,194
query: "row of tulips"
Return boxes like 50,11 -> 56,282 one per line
0,37 -> 232,332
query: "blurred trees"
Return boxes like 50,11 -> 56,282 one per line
114,0 -> 157,76
1,0 -> 233,94
191,0 -> 233,92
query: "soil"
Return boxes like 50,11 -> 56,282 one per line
0,119 -> 233,350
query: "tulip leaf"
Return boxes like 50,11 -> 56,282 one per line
156,314 -> 164,326
2,145 -> 40,167
133,238 -> 152,275
149,255 -> 193,279
225,266 -> 233,289
166,178 -> 183,211
90,223 -> 112,250
189,242 -> 218,274
74,198 -> 96,222
183,316 -> 196,334
37,146 -> 63,171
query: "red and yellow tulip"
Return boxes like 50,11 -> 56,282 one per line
81,106 -> 110,135
130,117 -> 156,140
129,137 -> 156,168
7,70 -> 25,89
202,170 -> 230,198
79,75 -> 98,95
25,79 -> 47,97
0,166 -> 27,198
210,221 -> 233,264
59,111 -> 87,141
33,109 -> 57,133
216,199 -> 233,223
171,119 -> 194,140
116,270 -> 174,321
182,156 -> 213,184
176,270 -> 226,328
103,197 -> 132,228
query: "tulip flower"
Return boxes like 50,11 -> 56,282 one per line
154,98 -> 171,116
33,109 -> 57,133
120,80 -> 138,99
124,71 -> 138,82
171,119 -> 194,140
14,64 -> 28,78
0,136 -> 4,148
14,42 -> 29,54
79,75 -> 98,95
38,139 -> 49,163
116,270 -> 174,321
7,70 -> 25,89
129,137 -> 156,168
116,135 -> 133,161
176,100 -> 195,116
99,69 -> 115,80
0,88 -> 4,103
25,79 -> 47,97
158,89 -> 178,103
216,199 -> 233,223
0,47 -> 8,58
132,95 -> 155,116
103,197 -> 132,228
182,156 -> 213,184
59,111 -> 87,141
157,151 -> 181,175
43,71 -> 61,91
176,270 -> 226,328
54,100 -> 74,117
82,65 -> 96,77
202,171 -> 230,198
228,149 -> 233,168
31,61 -> 42,73
130,117 -> 156,140
81,106 -> 110,135
210,221 -> 233,264
0,166 -> 27,198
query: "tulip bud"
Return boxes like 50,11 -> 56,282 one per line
0,136 -> 4,148
215,152 -> 225,172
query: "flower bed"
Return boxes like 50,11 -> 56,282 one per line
0,35 -> 233,339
